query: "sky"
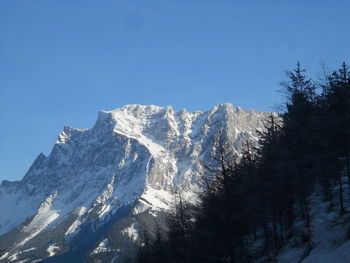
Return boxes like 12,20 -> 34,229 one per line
1,0 -> 349,182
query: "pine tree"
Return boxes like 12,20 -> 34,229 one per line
280,63 -> 316,249
321,62 -> 350,213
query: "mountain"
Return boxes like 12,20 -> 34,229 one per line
0,103 -> 269,262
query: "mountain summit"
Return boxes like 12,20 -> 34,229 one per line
0,104 -> 269,262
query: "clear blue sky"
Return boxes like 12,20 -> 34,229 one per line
1,0 -> 349,182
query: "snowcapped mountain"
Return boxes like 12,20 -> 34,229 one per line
0,103 -> 269,262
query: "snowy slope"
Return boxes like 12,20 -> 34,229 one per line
0,103 -> 269,262
277,194 -> 350,263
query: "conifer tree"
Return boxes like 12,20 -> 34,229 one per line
321,62 -> 350,213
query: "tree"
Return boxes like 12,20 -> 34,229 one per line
321,62 -> 350,213
280,63 -> 317,249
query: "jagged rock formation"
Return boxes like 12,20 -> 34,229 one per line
0,104 -> 269,262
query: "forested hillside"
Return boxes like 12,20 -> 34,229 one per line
135,63 -> 350,263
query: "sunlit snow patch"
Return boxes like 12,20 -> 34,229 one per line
17,192 -> 59,247
91,239 -> 111,254
121,223 -> 138,242
47,243 -> 59,257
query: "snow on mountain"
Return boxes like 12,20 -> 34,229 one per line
0,103 -> 269,262
277,194 -> 350,263
91,239 -> 111,255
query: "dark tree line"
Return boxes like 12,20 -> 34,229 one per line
134,62 -> 350,263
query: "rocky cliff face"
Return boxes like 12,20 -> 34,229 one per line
0,104 -> 269,262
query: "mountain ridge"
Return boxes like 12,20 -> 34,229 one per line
0,103 -> 269,262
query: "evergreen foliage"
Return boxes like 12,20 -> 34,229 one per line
134,62 -> 350,263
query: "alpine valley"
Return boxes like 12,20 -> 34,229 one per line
0,104 -> 269,263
